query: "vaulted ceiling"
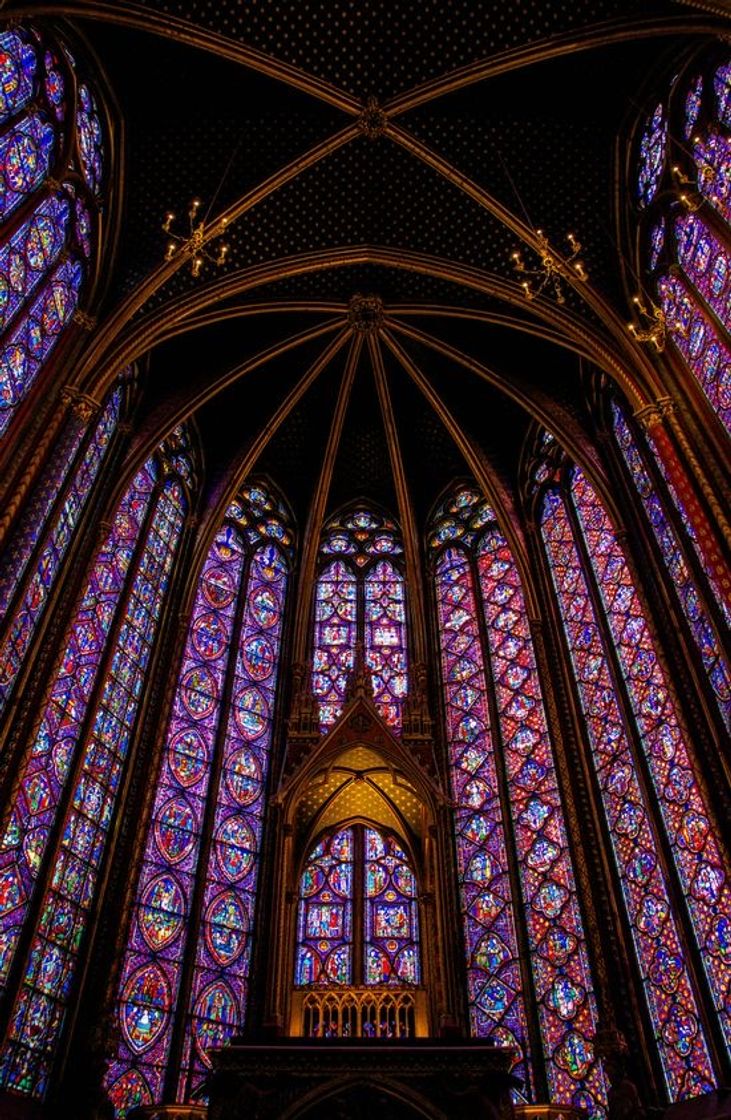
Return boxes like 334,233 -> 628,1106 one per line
12,0 -> 727,538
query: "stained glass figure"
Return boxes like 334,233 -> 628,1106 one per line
106,482 -> 290,1114
0,24 -> 104,441
432,486 -> 605,1112
539,471 -> 720,1099
314,508 -> 408,732
0,30 -> 37,123
0,434 -> 191,1098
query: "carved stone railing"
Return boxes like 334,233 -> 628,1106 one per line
290,986 -> 428,1038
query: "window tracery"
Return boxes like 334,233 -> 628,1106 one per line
0,25 -> 105,440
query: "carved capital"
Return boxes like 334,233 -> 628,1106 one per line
73,309 -> 97,332
633,396 -> 675,431
60,388 -> 100,423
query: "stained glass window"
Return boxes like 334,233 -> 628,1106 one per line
313,508 -> 408,732
0,385 -> 121,717
431,487 -> 606,1113
295,825 -> 420,992
296,829 -> 354,987
0,25 -> 104,440
714,61 -> 731,128
611,402 -> 730,731
637,103 -> 667,207
106,482 -> 290,1115
538,462 -> 724,1099
639,58 -> 731,432
0,432 -> 191,1098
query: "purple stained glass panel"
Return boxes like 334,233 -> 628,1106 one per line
0,481 -> 185,1097
694,131 -> 731,223
0,388 -> 120,713
658,272 -> 731,432
714,60 -> 731,128
478,528 -> 605,1114
178,544 -> 287,1099
541,485 -> 716,1099
612,403 -> 730,730
684,75 -> 703,139
674,213 -> 731,331
435,547 -> 531,1091
0,193 -> 71,335
364,829 -> 420,987
637,103 -> 667,206
0,113 -> 55,222
0,31 -> 37,123
312,560 -> 357,731
571,468 -> 731,1055
295,829 -> 354,988
43,49 -> 65,122
365,560 -> 408,732
76,83 -> 103,194
0,255 -> 85,438
0,462 -> 157,1005
106,524 -> 246,1107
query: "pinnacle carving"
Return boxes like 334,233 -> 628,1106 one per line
286,662 -> 320,740
401,661 -> 434,740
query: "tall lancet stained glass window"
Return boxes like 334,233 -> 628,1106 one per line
429,486 -> 606,1116
0,25 -> 105,439
0,428 -> 193,1099
106,482 -> 292,1117
610,401 -> 730,732
636,54 -> 731,432
313,508 -> 408,733
295,825 -> 420,990
534,442 -> 727,1101
0,381 -> 122,717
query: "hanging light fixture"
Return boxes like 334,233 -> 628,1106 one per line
510,230 -> 587,303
